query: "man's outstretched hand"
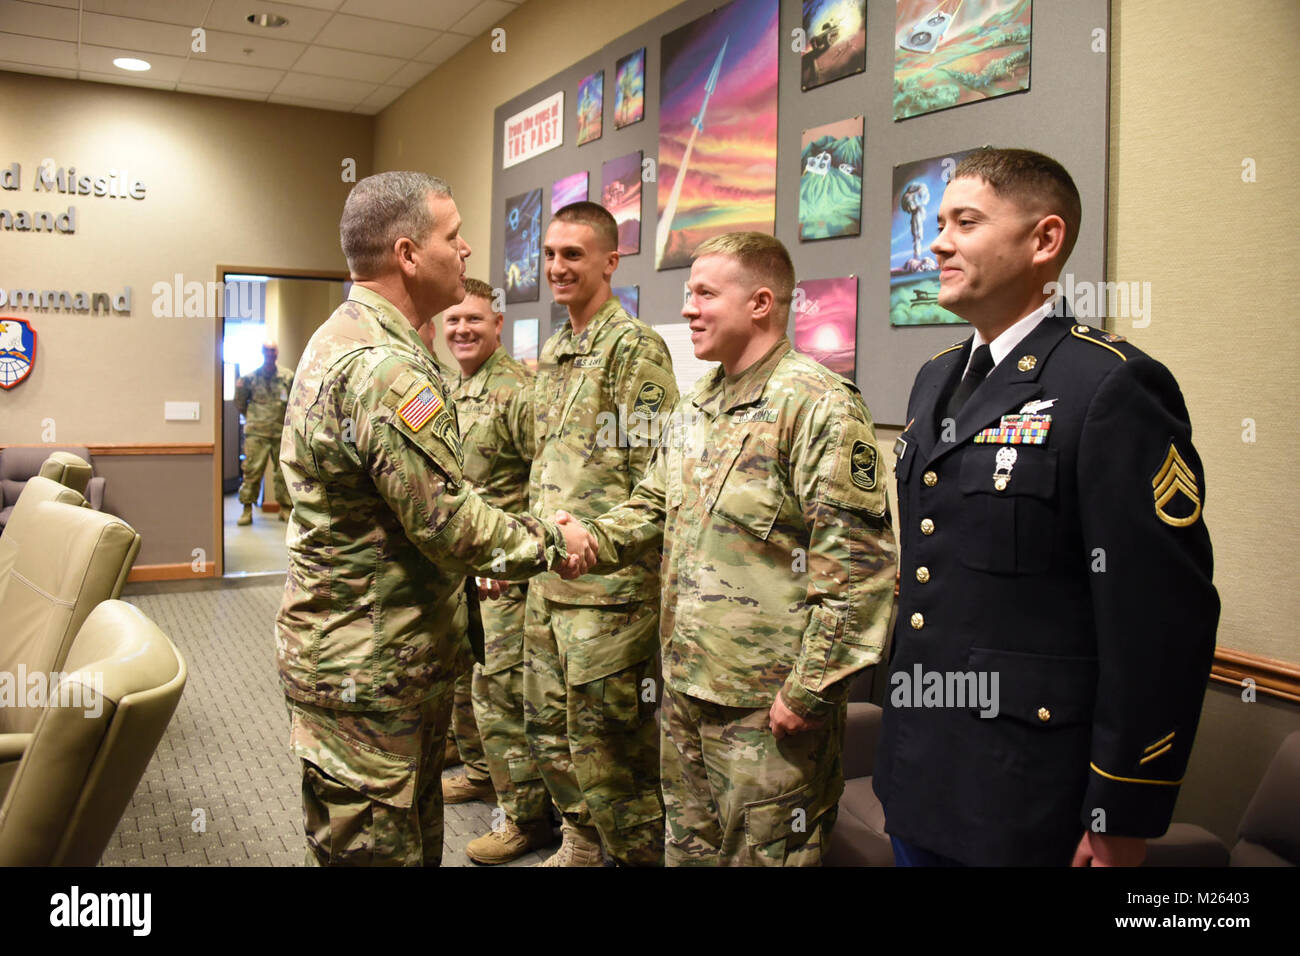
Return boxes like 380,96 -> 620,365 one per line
555,510 -> 597,579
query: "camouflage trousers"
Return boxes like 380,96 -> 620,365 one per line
523,589 -> 664,866
661,684 -> 845,867
449,671 -> 488,781
239,432 -> 290,508
470,586 -> 550,825
287,686 -> 453,866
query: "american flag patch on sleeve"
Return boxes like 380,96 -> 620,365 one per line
397,384 -> 443,432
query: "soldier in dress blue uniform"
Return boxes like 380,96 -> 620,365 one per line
874,148 -> 1219,866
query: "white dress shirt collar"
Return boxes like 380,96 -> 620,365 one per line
963,296 -> 1060,378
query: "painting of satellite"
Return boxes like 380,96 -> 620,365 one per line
889,149 -> 977,325
655,0 -> 779,270
793,276 -> 858,378
552,171 -> 588,213
801,0 -> 866,91
513,318 -> 539,370
613,285 -> 640,318
614,47 -> 646,128
577,70 -> 604,145
504,188 -> 542,304
602,151 -> 642,255
893,0 -> 1032,121
798,116 -> 862,241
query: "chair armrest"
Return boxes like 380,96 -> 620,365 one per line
1142,822 -> 1230,867
0,734 -> 32,763
86,475 -> 106,512
842,702 -> 884,780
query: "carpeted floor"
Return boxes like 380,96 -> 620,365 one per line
101,576 -> 547,867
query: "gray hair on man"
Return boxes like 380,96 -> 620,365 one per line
340,171 -> 452,278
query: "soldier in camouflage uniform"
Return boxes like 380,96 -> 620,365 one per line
234,342 -> 295,524
526,202 -> 678,866
428,279 -> 556,862
275,172 -> 593,867
574,233 -> 897,865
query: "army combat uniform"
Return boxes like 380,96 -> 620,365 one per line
448,347 -> 552,829
275,286 -> 569,866
234,362 -> 295,511
585,337 -> 897,866
526,296 -> 678,865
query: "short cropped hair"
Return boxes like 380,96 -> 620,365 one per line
461,278 -> 497,306
340,171 -> 452,278
692,232 -> 796,319
953,148 -> 1082,261
551,201 -> 619,252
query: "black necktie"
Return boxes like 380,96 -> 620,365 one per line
944,344 -> 994,421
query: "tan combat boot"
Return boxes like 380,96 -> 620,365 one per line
442,770 -> 497,804
279,509 -> 289,521
465,818 -> 555,865
535,820 -> 604,867
237,504 -> 252,526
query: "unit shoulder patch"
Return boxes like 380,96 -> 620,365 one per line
633,380 -> 668,418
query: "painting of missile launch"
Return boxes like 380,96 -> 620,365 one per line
602,151 -> 642,255
798,116 -> 862,241
504,188 -> 542,304
889,149 -> 977,325
552,171 -> 589,213
801,0 -> 866,91
577,70 -> 604,145
655,0 -> 779,271
613,285 -> 640,317
614,47 -> 646,129
893,0 -> 1032,122
793,276 -> 858,378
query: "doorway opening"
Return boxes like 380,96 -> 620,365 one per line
214,267 -> 349,577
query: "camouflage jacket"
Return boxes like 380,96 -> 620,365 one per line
585,338 -> 897,717
451,347 -> 534,672
234,363 -> 295,438
276,285 -> 567,712
529,296 -> 677,606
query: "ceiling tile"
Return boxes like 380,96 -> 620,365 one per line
0,0 -> 79,41
448,0 -> 513,38
200,28 -> 305,70
413,31 -> 471,66
266,91 -> 355,112
203,0 -> 332,44
20,0 -> 75,7
176,81 -> 270,102
382,59 -> 432,90
0,32 -> 77,69
78,43 -> 188,80
82,0 -> 212,26
273,69 -> 371,104
0,59 -> 77,79
354,83 -> 402,113
339,0 -> 475,31
292,44 -> 403,83
78,69 -> 178,91
312,13 -> 436,59
179,57 -> 284,92
269,0 -> 345,11
81,12 -> 194,57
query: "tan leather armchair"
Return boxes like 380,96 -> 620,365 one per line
0,447 -> 106,531
0,600 -> 186,866
0,496 -> 141,795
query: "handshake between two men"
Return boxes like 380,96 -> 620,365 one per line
477,509 -> 598,600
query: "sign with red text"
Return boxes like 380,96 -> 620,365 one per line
503,91 -> 564,169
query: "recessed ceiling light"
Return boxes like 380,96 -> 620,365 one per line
113,57 -> 151,72
246,13 -> 288,28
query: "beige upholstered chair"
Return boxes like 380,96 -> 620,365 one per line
0,498 -> 141,795
0,600 -> 186,866
0,447 -> 106,531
